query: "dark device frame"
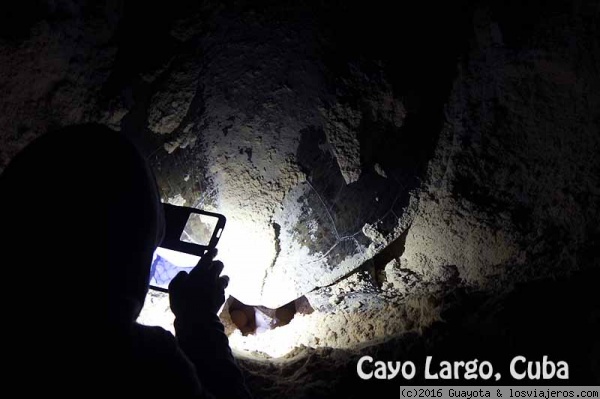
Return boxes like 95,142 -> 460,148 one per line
149,203 -> 226,292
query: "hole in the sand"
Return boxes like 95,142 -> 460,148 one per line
228,296 -> 313,335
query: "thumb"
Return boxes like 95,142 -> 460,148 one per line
219,275 -> 229,290
168,271 -> 188,294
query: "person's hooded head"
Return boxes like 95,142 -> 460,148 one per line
0,124 -> 164,329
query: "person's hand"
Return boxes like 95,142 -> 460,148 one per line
169,249 -> 229,318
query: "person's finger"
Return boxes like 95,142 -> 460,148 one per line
219,275 -> 229,290
216,293 -> 226,310
210,260 -> 225,281
189,248 -> 217,278
168,271 -> 188,293
199,248 -> 216,267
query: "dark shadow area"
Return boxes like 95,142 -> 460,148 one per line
0,2 -> 48,41
102,1 -> 190,100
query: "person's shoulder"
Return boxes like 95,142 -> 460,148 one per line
131,323 -> 204,395
133,323 -> 176,342
131,323 -> 182,354
112,324 -> 203,396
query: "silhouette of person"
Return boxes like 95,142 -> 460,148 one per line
0,124 -> 252,398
